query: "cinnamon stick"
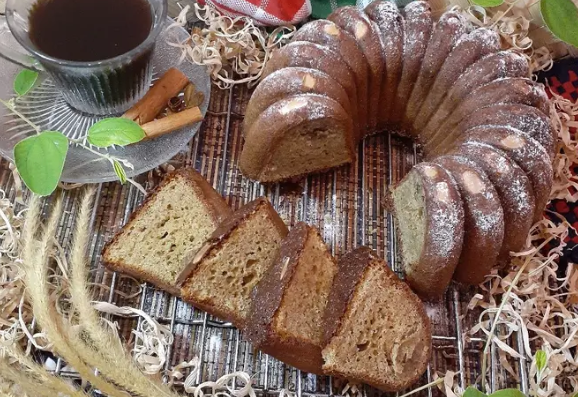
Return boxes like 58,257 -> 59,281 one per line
141,106 -> 203,140
123,68 -> 189,125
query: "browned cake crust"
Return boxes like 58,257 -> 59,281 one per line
394,163 -> 465,299
413,27 -> 500,132
365,1 -> 404,127
177,198 -> 288,325
323,248 -> 371,345
424,78 -> 550,152
423,51 -> 530,152
447,103 -> 555,160
239,94 -> 355,183
262,41 -> 359,134
322,247 -> 432,391
434,155 -> 505,285
328,6 -> 384,132
243,67 -> 351,135
404,10 -> 468,132
459,125 -> 553,224
293,20 -> 369,139
392,1 -> 433,126
454,142 -> 535,262
102,168 -> 231,295
245,223 -> 336,374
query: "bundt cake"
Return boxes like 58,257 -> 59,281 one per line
392,0 -> 433,125
292,19 -> 370,137
240,0 -> 555,294
412,27 -> 501,132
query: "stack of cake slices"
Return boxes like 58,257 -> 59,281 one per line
103,169 -> 432,392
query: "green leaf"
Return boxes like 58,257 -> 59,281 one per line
489,389 -> 526,397
14,131 -> 68,196
87,118 -> 145,148
541,0 -> 578,48
471,0 -> 504,7
13,69 -> 39,96
112,160 -> 127,184
535,349 -> 547,372
463,386 -> 488,397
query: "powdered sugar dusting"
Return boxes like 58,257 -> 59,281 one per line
434,155 -> 503,238
416,163 -> 463,261
465,125 -> 553,221
430,202 -> 460,257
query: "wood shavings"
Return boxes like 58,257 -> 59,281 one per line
453,2 -> 554,74
341,383 -> 364,397
167,4 -> 295,89
469,215 -> 578,396
548,88 -> 578,202
92,301 -> 174,375
185,371 -> 256,397
167,357 -> 200,388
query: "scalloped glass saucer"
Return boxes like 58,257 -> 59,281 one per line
0,18 -> 210,184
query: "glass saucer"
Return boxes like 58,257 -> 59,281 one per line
0,18 -> 210,184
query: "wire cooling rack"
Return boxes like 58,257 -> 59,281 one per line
0,82 -> 532,396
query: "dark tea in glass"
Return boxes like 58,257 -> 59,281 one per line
2,0 -> 167,115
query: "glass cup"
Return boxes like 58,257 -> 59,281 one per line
0,0 -> 167,115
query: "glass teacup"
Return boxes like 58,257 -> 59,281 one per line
0,0 -> 167,115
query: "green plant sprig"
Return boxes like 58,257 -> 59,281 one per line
2,70 -> 146,196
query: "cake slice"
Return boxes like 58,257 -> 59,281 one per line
392,1 -> 433,126
423,51 -> 530,153
365,0 -> 404,126
328,6 -> 384,132
239,95 -> 355,183
413,27 -> 500,132
454,142 -> 535,262
245,222 -> 338,374
177,198 -> 288,326
293,19 -> 370,137
404,10 -> 468,131
433,155 -> 505,285
102,169 -> 232,295
322,247 -> 431,392
392,163 -> 465,299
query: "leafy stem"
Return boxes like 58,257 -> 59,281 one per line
2,70 -> 146,196
0,98 -> 42,135
68,138 -> 134,169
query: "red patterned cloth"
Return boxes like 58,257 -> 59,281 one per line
539,58 -> 578,267
199,0 -> 312,25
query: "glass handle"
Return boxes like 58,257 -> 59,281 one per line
0,15 -> 42,71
